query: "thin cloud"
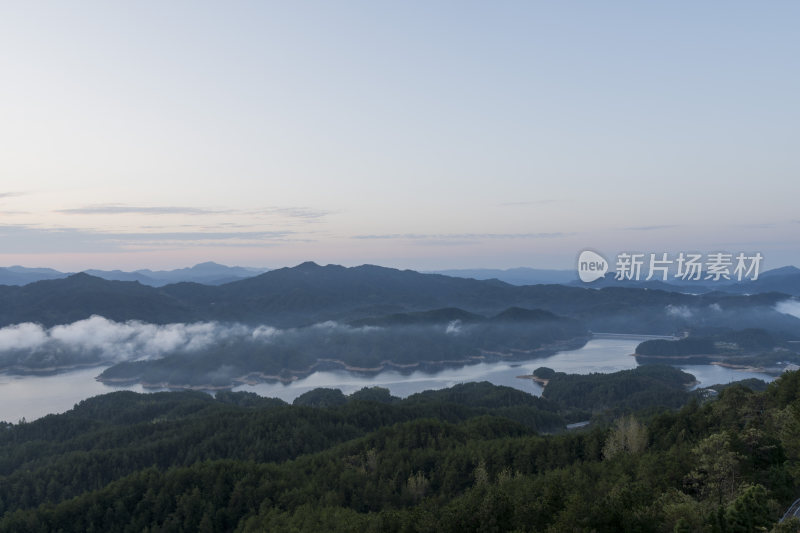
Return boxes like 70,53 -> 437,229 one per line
620,224 -> 680,231
353,232 -> 572,240
0,192 -> 25,199
251,207 -> 333,221
0,225 -> 126,253
0,224 -> 296,253
57,204 -> 227,216
415,239 -> 479,247
110,230 -> 292,242
56,204 -> 334,224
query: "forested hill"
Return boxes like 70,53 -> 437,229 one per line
96,306 -> 588,389
0,262 -> 798,334
2,372 -> 800,531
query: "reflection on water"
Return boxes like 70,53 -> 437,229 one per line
680,364 -> 776,390
0,367 -> 159,424
233,339 -> 644,402
1,339 -> 779,423
232,339 -> 776,401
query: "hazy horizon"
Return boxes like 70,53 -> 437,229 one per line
2,259 -> 799,279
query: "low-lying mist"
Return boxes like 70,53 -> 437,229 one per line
0,316 -> 258,370
0,316 -> 431,372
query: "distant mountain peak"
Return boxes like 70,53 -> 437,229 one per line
761,265 -> 800,278
294,261 -> 322,270
180,262 -> 236,274
68,272 -> 110,285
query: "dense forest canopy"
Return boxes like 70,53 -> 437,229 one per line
2,368 -> 800,531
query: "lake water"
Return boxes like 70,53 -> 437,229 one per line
0,338 -> 778,423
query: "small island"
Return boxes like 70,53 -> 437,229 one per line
633,328 -> 800,373
518,366 -> 556,386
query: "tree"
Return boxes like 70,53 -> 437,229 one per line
725,484 -> 772,532
685,433 -> 742,504
603,415 -> 647,460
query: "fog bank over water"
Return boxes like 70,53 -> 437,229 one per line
0,315 -> 376,371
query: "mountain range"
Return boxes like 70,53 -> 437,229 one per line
0,262 -> 268,287
0,261 -> 797,335
436,266 -> 800,295
3,262 -> 800,296
0,261 -> 798,388
429,267 -> 577,285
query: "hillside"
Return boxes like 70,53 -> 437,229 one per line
0,263 -> 797,333
1,374 -> 799,531
96,307 -> 589,388
1,263 -> 798,386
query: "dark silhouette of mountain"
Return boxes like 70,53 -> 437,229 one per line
1,262 -> 798,386
0,262 -> 797,334
567,266 -> 800,297
349,307 -> 484,327
730,269 -> 800,296
4,261 -> 800,297
0,266 -> 67,286
200,262 -> 540,325
0,262 -> 268,287
435,265 -> 800,294
133,261 -> 268,286
490,307 -> 564,322
429,267 -> 576,285
0,273 -> 196,327
83,269 -> 161,285
570,272 -> 700,292
348,307 -> 573,328
760,265 -> 800,278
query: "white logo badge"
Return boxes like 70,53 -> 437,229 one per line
578,250 -> 608,282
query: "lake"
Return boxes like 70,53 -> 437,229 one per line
0,338 -> 778,423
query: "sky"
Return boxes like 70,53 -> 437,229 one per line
1,1 -> 798,272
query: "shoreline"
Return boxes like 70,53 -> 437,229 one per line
709,361 -> 766,372
632,352 -> 781,374
516,374 -> 549,386
0,362 -> 106,376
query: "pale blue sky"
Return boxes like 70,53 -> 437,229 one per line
1,1 -> 798,271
